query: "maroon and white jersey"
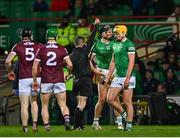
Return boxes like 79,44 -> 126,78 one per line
12,40 -> 44,79
35,42 -> 68,83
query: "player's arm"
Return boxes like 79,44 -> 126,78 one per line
5,51 -> 16,80
64,56 -> 73,72
32,59 -> 40,92
89,53 -> 103,75
32,59 -> 40,82
124,44 -> 136,89
106,54 -> 115,84
126,54 -> 135,79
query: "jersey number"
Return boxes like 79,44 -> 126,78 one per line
25,48 -> 34,61
46,51 -> 57,66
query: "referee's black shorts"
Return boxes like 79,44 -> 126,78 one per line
73,77 -> 93,97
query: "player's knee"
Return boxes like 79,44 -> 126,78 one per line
41,103 -> 48,110
123,98 -> 132,106
107,97 -> 114,105
98,97 -> 106,105
21,103 -> 29,109
31,100 -> 38,106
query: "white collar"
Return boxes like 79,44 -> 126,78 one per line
101,38 -> 110,44
121,37 -> 127,42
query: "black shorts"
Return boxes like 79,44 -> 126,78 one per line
73,77 -> 93,97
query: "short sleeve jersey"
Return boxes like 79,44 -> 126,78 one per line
35,42 -> 68,83
12,40 -> 44,79
113,38 -> 136,77
92,39 -> 114,69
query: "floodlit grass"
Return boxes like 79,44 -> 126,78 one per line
0,125 -> 180,137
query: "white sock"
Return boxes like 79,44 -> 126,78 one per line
116,116 -> 122,125
93,118 -> 99,125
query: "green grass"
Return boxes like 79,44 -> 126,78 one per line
0,125 -> 180,137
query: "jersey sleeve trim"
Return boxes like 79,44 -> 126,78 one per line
35,58 -> 41,61
128,52 -> 135,54
11,51 -> 17,55
64,55 -> 69,60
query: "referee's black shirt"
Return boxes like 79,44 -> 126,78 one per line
70,25 -> 97,79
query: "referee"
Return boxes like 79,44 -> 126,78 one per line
70,18 -> 100,130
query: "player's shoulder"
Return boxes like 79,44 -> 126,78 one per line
112,40 -> 119,45
15,41 -> 23,47
57,45 -> 66,50
34,42 -> 44,47
125,38 -> 135,46
110,39 -> 116,44
94,38 -> 101,44
12,42 -> 23,50
38,44 -> 46,52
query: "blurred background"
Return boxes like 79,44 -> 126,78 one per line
0,0 -> 179,126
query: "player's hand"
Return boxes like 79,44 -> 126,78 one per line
104,79 -> 110,88
124,78 -> 129,90
33,81 -> 39,92
94,17 -> 100,25
8,71 -> 15,80
65,74 -> 73,81
93,68 -> 104,76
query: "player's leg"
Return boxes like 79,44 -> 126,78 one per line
114,96 -> 125,130
54,82 -> 71,131
107,87 -> 124,114
41,92 -> 51,131
19,95 -> 30,132
74,95 -> 87,130
107,87 -> 127,129
18,79 -> 31,132
92,84 -> 108,130
30,78 -> 40,132
123,89 -> 134,131
41,83 -> 52,131
30,95 -> 38,132
55,92 -> 71,130
122,76 -> 135,131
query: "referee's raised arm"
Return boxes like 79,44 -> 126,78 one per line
86,18 -> 100,53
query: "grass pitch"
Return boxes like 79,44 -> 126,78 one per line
0,125 -> 180,137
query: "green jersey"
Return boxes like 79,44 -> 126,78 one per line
92,39 -> 114,69
113,38 -> 136,77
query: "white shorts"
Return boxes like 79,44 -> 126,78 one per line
111,76 -> 136,89
41,82 -> 66,94
19,78 -> 41,96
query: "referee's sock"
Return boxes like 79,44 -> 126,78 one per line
74,107 -> 83,129
79,108 -> 84,130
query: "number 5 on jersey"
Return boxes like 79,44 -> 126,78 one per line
25,48 -> 35,61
